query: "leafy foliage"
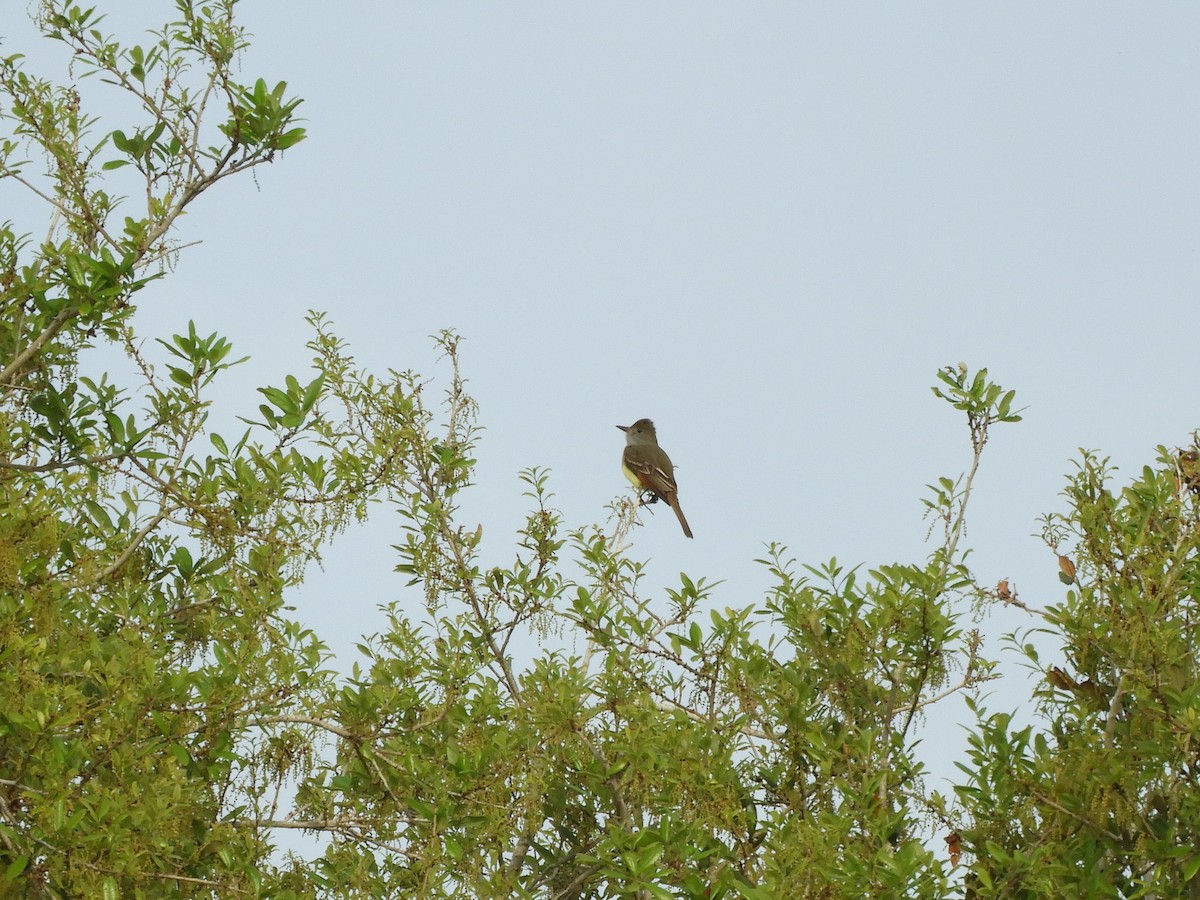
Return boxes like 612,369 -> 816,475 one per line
958,448 -> 1200,898
3,4 -> 1199,899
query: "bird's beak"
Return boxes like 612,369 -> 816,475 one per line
616,424 -> 628,432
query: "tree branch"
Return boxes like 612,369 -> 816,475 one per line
1,306 -> 78,385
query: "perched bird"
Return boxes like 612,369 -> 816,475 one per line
617,418 -> 693,538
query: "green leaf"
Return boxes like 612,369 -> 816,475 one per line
260,386 -> 297,415
104,410 -> 125,443
3,857 -> 28,880
277,127 -> 306,149
1184,854 -> 1200,881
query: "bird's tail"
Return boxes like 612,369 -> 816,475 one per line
669,497 -> 693,539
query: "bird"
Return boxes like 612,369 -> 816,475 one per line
617,418 -> 693,538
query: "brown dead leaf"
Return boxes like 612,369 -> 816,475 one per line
1046,666 -> 1076,692
1057,554 -> 1076,585
945,831 -> 962,867
1179,450 -> 1200,495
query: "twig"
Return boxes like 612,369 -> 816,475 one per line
1,307 -> 79,384
250,715 -> 354,741
1104,677 -> 1125,749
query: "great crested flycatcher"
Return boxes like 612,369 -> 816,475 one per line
617,418 -> 693,538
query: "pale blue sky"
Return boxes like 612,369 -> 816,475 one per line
6,0 -> 1199,865
195,2 -> 1197,654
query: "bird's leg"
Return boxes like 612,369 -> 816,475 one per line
638,491 -> 660,508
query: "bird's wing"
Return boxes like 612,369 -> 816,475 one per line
623,446 -> 678,498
